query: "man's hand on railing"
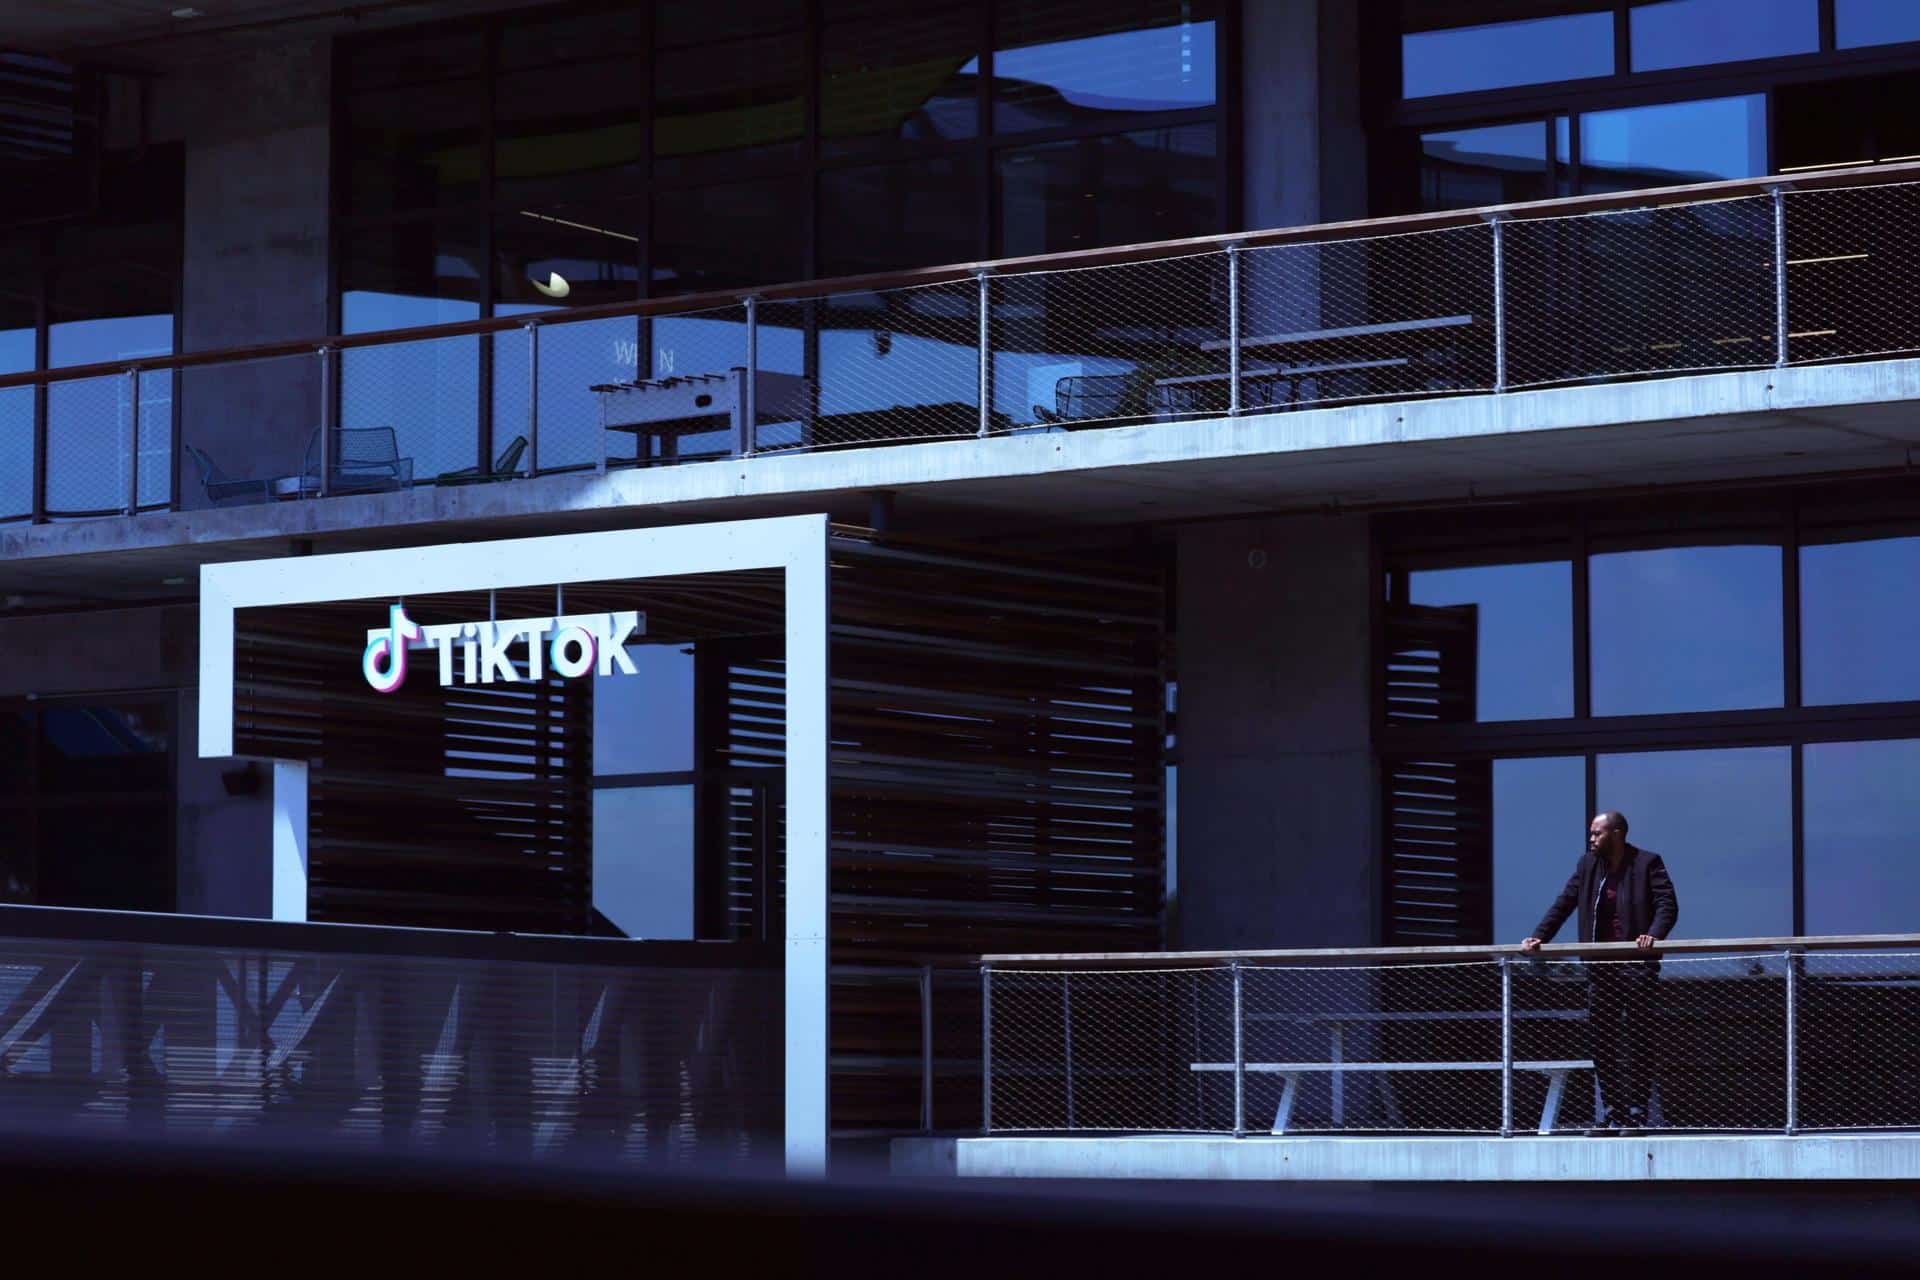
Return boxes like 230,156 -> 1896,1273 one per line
1519,937 -> 1542,953
1637,934 -> 1657,950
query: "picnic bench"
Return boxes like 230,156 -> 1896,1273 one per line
1166,313 -> 1479,413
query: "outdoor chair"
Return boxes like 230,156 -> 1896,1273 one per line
299,426 -> 415,495
1032,373 -> 1137,426
183,444 -> 273,507
435,434 -> 528,487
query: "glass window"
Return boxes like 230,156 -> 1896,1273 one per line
653,176 -> 807,295
1408,561 -> 1574,721
1493,756 -> 1586,944
1590,542 -> 1783,715
823,1 -> 980,158
653,5 -> 806,181
346,77 -> 485,215
820,155 -> 982,276
1800,532 -> 1920,706
998,123 -> 1216,256
594,644 -> 696,775
1419,120 -> 1553,213
38,703 -> 170,794
0,244 -> 33,522
494,55 -> 648,209
1804,738 -> 1920,935
340,218 -> 484,333
1629,0 -> 1818,73
1401,12 -> 1614,100
1837,0 -> 1920,48
593,785 -> 696,939
1577,95 -> 1767,193
993,0 -> 1217,133
1596,746 -> 1792,940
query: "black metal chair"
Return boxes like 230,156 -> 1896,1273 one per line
1032,373 -> 1136,426
435,435 -> 528,487
183,444 -> 272,506
299,426 -> 415,495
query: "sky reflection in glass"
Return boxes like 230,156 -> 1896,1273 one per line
1590,544 -> 1782,715
1800,535 -> 1920,706
1493,755 -> 1585,943
1629,0 -> 1818,72
1402,12 -> 1613,99
1410,561 -> 1573,721
1804,738 -> 1920,935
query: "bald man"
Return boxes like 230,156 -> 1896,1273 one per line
1520,811 -> 1679,1135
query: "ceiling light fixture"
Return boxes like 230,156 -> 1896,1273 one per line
531,271 -> 571,299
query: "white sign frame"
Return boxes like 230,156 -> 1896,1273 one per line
198,513 -> 832,1176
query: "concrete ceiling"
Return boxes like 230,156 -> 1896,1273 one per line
2,0 -> 564,66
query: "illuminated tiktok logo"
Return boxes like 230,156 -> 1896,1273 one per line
362,604 -> 645,693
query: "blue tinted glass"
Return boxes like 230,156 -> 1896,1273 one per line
593,784 -> 695,939
0,315 -> 32,521
1579,95 -> 1767,192
1837,0 -> 1920,47
1804,738 -> 1920,935
1402,13 -> 1613,99
1420,121 -> 1552,211
595,644 -> 695,775
1409,562 -> 1573,720
46,315 -> 174,516
1801,535 -> 1920,705
1597,747 -> 1792,940
994,2 -> 1216,132
1630,0 -> 1817,72
1590,544 -> 1783,715
1493,756 -> 1586,943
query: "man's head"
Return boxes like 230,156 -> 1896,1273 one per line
1588,811 -> 1629,858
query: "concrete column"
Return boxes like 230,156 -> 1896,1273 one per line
1173,513 -> 1377,950
1240,0 -> 1368,233
161,39 -> 332,503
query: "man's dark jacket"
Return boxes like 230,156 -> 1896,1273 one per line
1532,845 -> 1679,943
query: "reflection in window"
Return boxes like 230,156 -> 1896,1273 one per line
1578,95 -> 1767,193
593,785 -> 696,938
595,645 -> 696,775
1590,543 -> 1782,715
997,123 -> 1216,256
1804,738 -> 1920,935
653,177 -> 806,296
1419,121 -> 1552,213
1401,12 -> 1613,100
1800,533 -> 1920,706
0,260 -> 33,521
1837,0 -> 1920,48
1629,0 -> 1817,73
1597,746 -> 1791,940
653,9 -> 806,180
494,56 -> 648,208
819,155 -> 982,276
1409,561 -> 1574,721
346,75 -> 485,216
994,0 -> 1217,132
823,2 -> 979,157
1492,756 -> 1585,945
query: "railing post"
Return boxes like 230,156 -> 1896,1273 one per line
1772,186 -> 1790,369
1784,947 -> 1800,1136
920,964 -> 934,1134
317,344 -> 335,498
741,295 -> 758,457
1226,243 -> 1242,417
124,366 -> 140,516
1499,954 -> 1514,1138
1231,960 -> 1245,1139
1490,215 -> 1508,392
525,319 -> 540,476
981,963 -> 993,1134
1062,972 -> 1075,1130
976,270 -> 991,438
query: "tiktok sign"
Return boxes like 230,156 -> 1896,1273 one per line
362,603 -> 646,693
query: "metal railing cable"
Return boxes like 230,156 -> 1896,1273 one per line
9,166 -> 1920,521
978,936 -> 1920,1137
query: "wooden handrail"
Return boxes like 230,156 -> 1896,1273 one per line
980,932 -> 1920,966
2,160 -> 1915,394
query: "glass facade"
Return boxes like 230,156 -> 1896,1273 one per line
1401,11 -> 1615,99
1628,0 -> 1818,73
1384,481 -> 1920,944
592,643 -> 697,939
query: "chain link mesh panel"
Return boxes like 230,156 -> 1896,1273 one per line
45,374 -> 136,517
1782,182 -> 1920,367
177,352 -> 317,509
992,252 -> 1228,433
495,315 -> 639,473
1503,195 -> 1779,388
340,334 -> 481,484
1238,225 -> 1497,412
985,949 -> 1920,1136
788,280 -> 980,451
0,385 -> 33,520
590,303 -> 755,465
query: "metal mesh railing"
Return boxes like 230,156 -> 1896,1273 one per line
0,919 -> 781,1168
983,943 -> 1920,1136
16,172 -> 1920,521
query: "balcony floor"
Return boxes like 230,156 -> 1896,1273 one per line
892,1132 -> 1920,1181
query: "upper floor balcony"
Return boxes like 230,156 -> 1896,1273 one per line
3,162 -> 1919,546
